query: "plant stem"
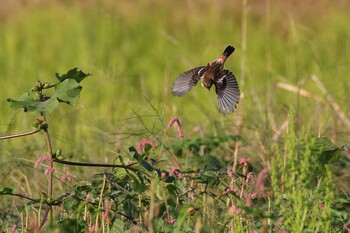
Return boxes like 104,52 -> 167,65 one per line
0,129 -> 41,140
42,116 -> 54,224
3,192 -> 40,202
54,159 -> 138,170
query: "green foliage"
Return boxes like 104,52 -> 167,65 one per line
0,187 -> 14,195
7,68 -> 90,115
172,135 -> 241,169
55,68 -> 90,83
311,136 -> 342,165
172,135 -> 240,157
270,109 -> 346,232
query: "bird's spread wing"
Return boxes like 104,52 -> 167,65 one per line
214,70 -> 240,115
172,66 -> 205,96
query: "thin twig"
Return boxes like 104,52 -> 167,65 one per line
311,74 -> 350,129
2,192 -> 40,202
0,129 -> 41,140
54,159 -> 138,171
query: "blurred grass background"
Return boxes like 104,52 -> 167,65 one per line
0,0 -> 350,194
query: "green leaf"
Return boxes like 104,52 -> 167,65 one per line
55,67 -> 91,83
111,219 -> 124,233
7,93 -> 59,115
0,187 -> 14,195
115,168 -> 127,180
129,146 -> 154,172
173,205 -> 191,232
54,79 -> 82,105
114,156 -> 127,180
129,172 -> 147,193
311,137 -> 341,165
7,93 -> 39,112
155,182 -> 165,200
62,199 -> 76,215
58,218 -> 85,232
7,79 -> 81,115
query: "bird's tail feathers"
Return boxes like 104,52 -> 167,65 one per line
220,45 -> 235,62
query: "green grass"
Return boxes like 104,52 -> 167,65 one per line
0,1 -> 350,232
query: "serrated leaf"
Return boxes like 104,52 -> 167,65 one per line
54,79 -> 82,105
55,67 -> 91,83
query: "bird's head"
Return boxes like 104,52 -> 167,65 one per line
201,77 -> 213,91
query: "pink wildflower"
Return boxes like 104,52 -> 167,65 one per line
344,224 -> 350,233
169,167 -> 180,176
168,117 -> 184,140
161,171 -> 167,179
85,225 -> 95,233
227,168 -> 233,177
34,156 -> 53,168
44,167 -> 55,174
274,217 -> 283,232
246,172 -> 254,183
177,172 -> 183,180
239,157 -> 251,166
319,201 -> 325,209
167,218 -> 177,224
11,224 -> 16,233
229,187 -> 240,196
220,187 -> 239,197
85,194 -> 91,202
104,199 -> 110,222
244,192 -> 252,208
137,139 -> 156,153
251,192 -> 259,199
167,117 -> 178,127
61,172 -> 74,182
228,205 -> 241,215
255,167 -> 269,197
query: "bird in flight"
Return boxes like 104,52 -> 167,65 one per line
172,45 -> 240,115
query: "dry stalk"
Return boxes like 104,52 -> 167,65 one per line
276,82 -> 323,102
311,74 -> 350,129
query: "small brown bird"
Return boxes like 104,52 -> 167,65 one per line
172,45 -> 240,115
